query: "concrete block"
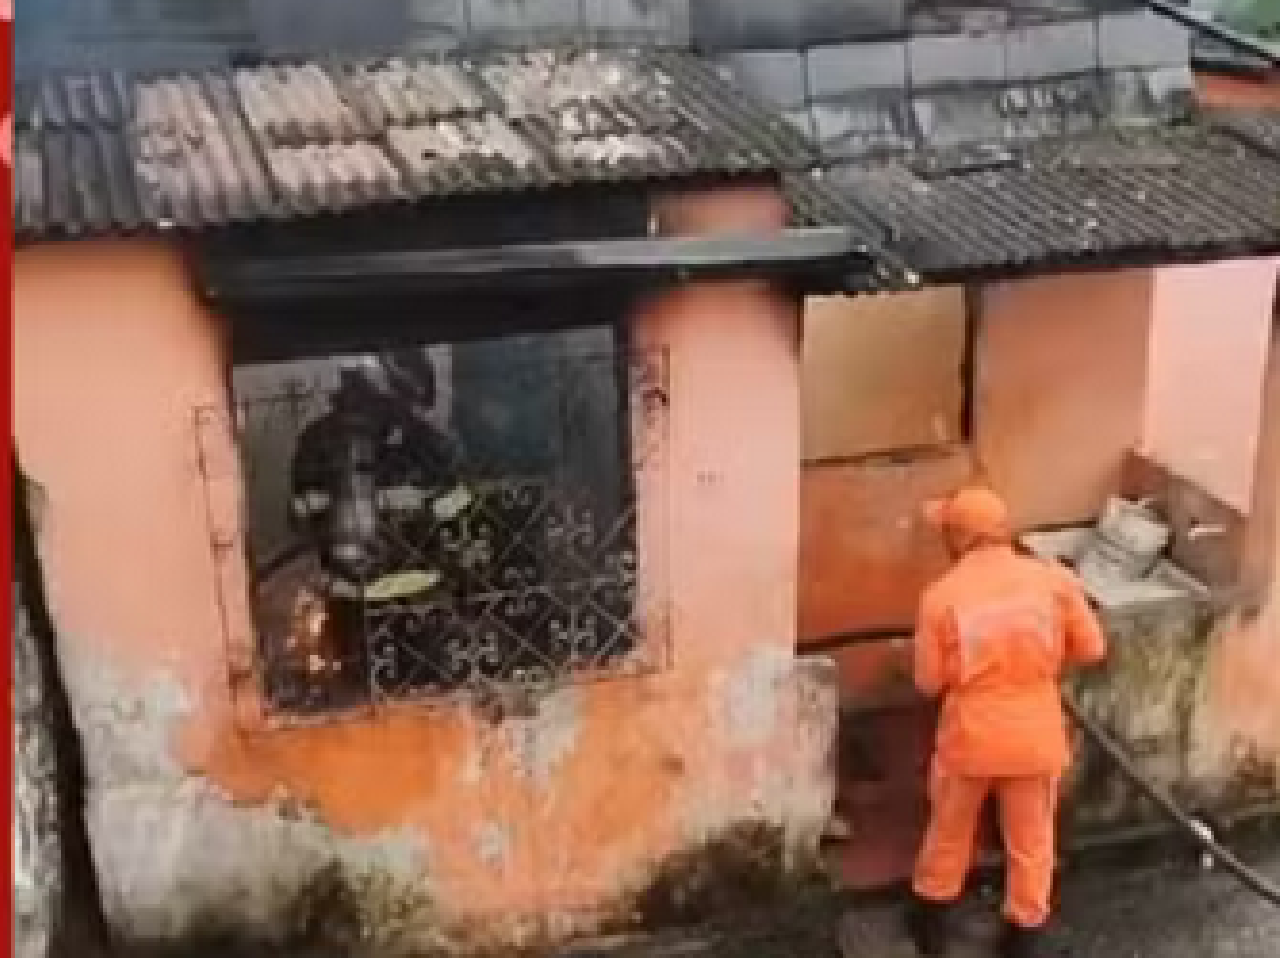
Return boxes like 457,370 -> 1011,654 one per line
909,31 -> 1007,89
912,91 -> 1011,151
249,0 -> 419,57
1099,65 -> 1193,124
1006,0 -> 1104,26
1143,65 -> 1196,119
781,107 -> 817,141
811,94 -> 915,160
581,0 -> 690,46
1097,8 -> 1190,71
807,40 -> 908,100
718,49 -> 808,109
909,4 -> 1010,36
1100,67 -> 1154,123
405,0 -> 472,51
1006,17 -> 1099,80
467,0 -> 584,48
1007,75 -> 1105,137
690,0 -> 907,52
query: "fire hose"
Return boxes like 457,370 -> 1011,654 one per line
1061,693 -> 1280,907
799,629 -> 1280,907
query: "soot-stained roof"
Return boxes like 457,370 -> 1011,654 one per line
14,4 -> 1280,285
13,47 -> 817,239
786,115 -> 1280,277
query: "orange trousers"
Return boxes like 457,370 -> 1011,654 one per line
912,768 -> 1059,928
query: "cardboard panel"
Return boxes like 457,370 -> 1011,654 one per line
801,287 -> 967,463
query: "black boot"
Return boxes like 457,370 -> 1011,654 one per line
904,894 -> 949,956
1000,921 -> 1047,958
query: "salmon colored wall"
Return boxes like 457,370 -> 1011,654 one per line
1143,258 -> 1280,512
14,195 -> 836,950
1198,311 -> 1280,782
974,271 -> 1154,529
1197,70 -> 1280,109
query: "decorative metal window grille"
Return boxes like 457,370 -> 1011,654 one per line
209,328 -> 668,719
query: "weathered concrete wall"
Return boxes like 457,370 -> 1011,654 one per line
12,470 -> 109,958
13,192 -> 837,954
14,577 -> 61,958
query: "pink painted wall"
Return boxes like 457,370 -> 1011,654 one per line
13,194 -> 836,952
1143,258 -> 1280,512
973,270 -> 1155,530
1196,309 -> 1280,788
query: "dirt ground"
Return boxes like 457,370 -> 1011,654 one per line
561,838 -> 1280,958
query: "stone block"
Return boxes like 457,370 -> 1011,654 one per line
690,0 -> 907,52
781,107 -> 817,141
1006,17 -> 1099,80
581,0 -> 690,46
912,90 -> 1012,151
1143,65 -> 1196,119
807,40 -> 908,100
1100,65 -> 1194,124
718,49 -> 808,109
909,31 -> 1008,89
909,3 -> 1010,36
1097,8 -> 1190,71
248,0 -> 420,57
467,0 -> 584,48
405,0 -> 472,51
811,93 -> 915,160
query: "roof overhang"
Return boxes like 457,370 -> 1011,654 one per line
200,225 -> 915,361
199,226 -> 913,303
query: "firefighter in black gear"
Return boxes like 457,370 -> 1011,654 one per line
281,350 -> 473,682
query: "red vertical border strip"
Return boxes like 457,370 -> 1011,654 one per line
2,3 -> 16,957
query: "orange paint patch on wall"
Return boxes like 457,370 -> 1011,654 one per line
798,447 -> 971,642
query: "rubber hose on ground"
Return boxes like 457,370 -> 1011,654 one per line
1062,694 -> 1280,908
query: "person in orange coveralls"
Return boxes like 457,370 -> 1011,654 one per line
905,486 -> 1108,958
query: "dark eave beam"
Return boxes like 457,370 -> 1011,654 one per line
198,227 -> 918,304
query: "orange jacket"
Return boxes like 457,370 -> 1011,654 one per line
914,545 -> 1107,777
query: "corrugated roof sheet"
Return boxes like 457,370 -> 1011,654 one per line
1211,106 -> 1280,160
787,116 -> 1280,277
14,47 -> 817,239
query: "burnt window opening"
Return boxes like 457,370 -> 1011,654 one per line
224,325 -> 665,718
